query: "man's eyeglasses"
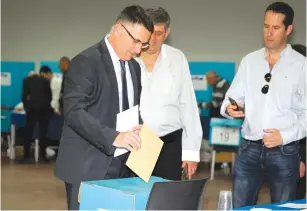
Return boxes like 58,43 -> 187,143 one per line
261,73 -> 272,94
120,23 -> 150,49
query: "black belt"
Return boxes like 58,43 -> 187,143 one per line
243,138 -> 297,146
160,129 -> 183,144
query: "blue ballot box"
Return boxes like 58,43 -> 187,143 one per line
209,118 -> 243,147
79,176 -> 168,210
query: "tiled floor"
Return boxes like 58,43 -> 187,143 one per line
1,157 -> 270,210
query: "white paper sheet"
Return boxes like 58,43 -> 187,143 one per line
278,203 -> 307,209
114,105 -> 139,157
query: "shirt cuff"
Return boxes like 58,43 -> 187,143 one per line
182,150 -> 200,162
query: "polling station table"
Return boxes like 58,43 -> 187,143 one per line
9,111 -> 63,162
236,199 -> 306,210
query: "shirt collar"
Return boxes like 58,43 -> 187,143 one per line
263,44 -> 292,59
104,34 -> 120,65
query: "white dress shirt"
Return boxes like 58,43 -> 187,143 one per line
136,44 -> 203,162
105,35 -> 134,111
51,75 -> 62,113
221,44 -> 306,145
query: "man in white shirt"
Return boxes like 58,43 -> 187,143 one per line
136,7 -> 202,180
220,2 -> 306,208
40,66 -> 62,114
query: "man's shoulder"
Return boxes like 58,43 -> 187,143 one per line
289,48 -> 306,63
71,41 -> 102,64
243,47 -> 265,61
163,44 -> 186,59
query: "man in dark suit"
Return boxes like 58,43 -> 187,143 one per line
54,5 -> 153,210
21,67 -> 53,163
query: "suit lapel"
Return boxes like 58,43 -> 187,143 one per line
128,61 -> 139,106
99,40 -> 120,113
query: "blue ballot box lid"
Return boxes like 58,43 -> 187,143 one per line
83,176 -> 166,194
79,176 -> 168,210
209,118 -> 243,128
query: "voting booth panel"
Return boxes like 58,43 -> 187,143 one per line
1,110 -> 11,133
1,62 -> 35,133
1,62 -> 35,108
79,176 -> 168,210
189,61 -> 235,117
189,61 -> 235,139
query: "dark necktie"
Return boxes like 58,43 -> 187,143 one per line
119,60 -> 129,111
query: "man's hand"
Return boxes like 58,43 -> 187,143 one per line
263,128 -> 283,148
182,161 -> 198,180
132,124 -> 142,136
300,161 -> 306,178
113,125 -> 142,151
226,103 -> 245,118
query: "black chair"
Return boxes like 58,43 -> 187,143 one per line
146,178 -> 209,210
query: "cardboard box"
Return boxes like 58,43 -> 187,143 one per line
79,176 -> 168,210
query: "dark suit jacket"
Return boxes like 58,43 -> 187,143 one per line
54,40 -> 142,184
22,75 -> 52,110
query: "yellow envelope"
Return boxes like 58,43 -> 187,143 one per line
126,125 -> 164,183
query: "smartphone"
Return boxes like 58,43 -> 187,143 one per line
228,97 -> 244,112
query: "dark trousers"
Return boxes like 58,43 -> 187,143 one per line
24,108 -> 52,158
152,129 -> 183,180
211,107 -> 223,118
65,153 -> 133,210
233,139 -> 300,208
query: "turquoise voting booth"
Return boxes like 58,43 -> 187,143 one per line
79,176 -> 168,210
1,61 -> 35,108
189,61 -> 235,117
1,61 -> 35,133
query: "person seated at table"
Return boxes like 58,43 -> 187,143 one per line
198,71 -> 230,118
19,66 -> 53,163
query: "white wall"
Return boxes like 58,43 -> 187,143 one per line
2,0 -> 306,68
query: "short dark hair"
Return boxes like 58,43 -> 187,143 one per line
60,56 -> 70,63
292,44 -> 306,57
116,5 -> 154,33
40,65 -> 52,74
146,7 -> 171,29
265,2 -> 294,29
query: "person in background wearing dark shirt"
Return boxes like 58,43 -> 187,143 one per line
291,44 -> 306,199
20,66 -> 53,163
198,71 -> 230,118
58,56 -> 70,115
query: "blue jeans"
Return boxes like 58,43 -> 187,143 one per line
232,139 -> 300,208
